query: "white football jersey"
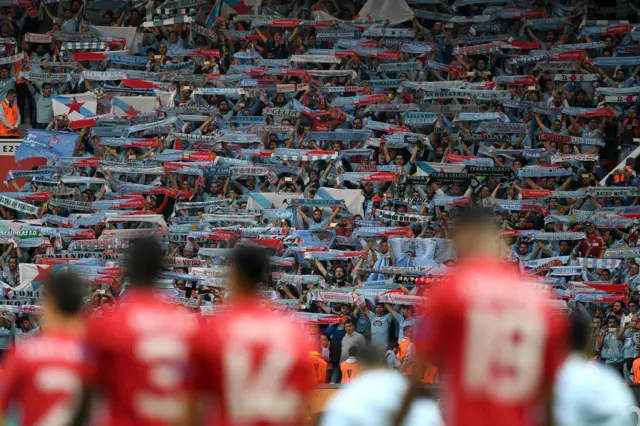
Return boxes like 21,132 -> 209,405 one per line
320,369 -> 443,426
554,354 -> 637,426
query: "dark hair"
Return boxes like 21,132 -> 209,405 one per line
348,346 -> 359,357
454,207 -> 495,229
569,313 -> 590,352
344,319 -> 354,327
230,245 -> 270,290
6,89 -> 15,97
45,272 -> 86,315
359,345 -> 385,366
126,237 -> 163,287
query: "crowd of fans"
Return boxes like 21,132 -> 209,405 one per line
0,0 -> 638,387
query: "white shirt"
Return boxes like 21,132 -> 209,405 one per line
321,369 -> 443,426
554,354 -> 636,426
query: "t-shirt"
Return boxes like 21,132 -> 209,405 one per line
367,311 -> 393,348
580,234 -> 604,258
320,370 -> 443,426
418,256 -> 568,426
554,354 -> 636,426
84,290 -> 199,426
0,330 -> 87,426
193,300 -> 314,426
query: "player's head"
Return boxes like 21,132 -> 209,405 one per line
348,346 -> 359,359
44,271 -> 87,319
126,237 -> 163,288
403,325 -> 414,339
451,207 -> 498,259
228,244 -> 270,296
569,313 -> 591,354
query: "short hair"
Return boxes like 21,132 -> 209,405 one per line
344,319 -> 354,327
569,314 -> 590,352
348,346 -> 359,357
454,207 -> 495,229
358,345 -> 385,366
45,272 -> 86,315
126,237 -> 163,287
6,89 -> 15,97
403,325 -> 413,333
230,245 -> 269,290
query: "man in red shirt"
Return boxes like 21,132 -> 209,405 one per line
71,237 -> 199,426
192,245 -> 314,426
0,272 -> 87,426
398,208 -> 569,426
579,223 -> 604,258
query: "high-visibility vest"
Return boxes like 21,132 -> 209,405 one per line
397,338 -> 414,375
0,100 -> 18,136
633,359 -> 640,384
311,356 -> 328,384
419,363 -> 439,384
340,361 -> 359,384
398,338 -> 412,361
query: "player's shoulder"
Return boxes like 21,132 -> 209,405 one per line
18,332 -> 83,363
555,355 -> 636,425
557,356 -> 634,402
323,370 -> 442,426
208,302 -> 303,341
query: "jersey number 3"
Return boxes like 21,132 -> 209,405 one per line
464,308 -> 546,402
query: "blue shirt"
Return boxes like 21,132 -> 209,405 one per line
367,311 -> 393,348
35,92 -> 53,124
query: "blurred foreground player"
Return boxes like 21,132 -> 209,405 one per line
192,245 -> 313,426
554,314 -> 635,426
0,272 -> 87,426
71,237 -> 199,426
404,208 -> 569,426
320,346 -> 442,426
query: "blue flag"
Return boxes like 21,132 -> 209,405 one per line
15,129 -> 79,163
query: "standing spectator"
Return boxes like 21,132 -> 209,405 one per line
386,304 -> 417,342
31,83 -> 54,130
0,312 -> 16,360
364,302 -> 393,349
599,316 -> 625,375
0,89 -> 19,137
618,314 -> 640,381
335,319 -> 365,384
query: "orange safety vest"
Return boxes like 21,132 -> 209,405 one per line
311,356 -> 328,384
340,360 -> 358,384
633,359 -> 640,384
0,100 -> 18,137
419,363 -> 439,384
397,338 -> 414,375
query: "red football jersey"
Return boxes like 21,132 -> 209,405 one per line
0,330 -> 87,426
418,257 -> 568,426
194,300 -> 314,426
85,290 -> 199,426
